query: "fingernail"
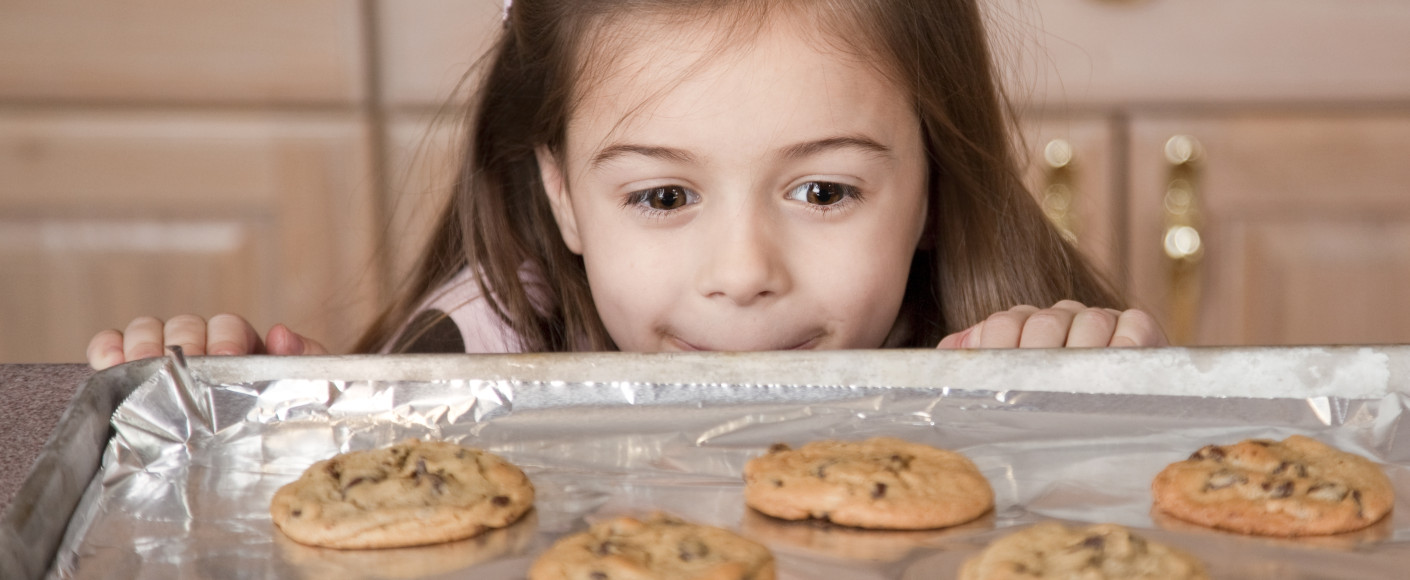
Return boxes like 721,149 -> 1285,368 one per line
98,347 -> 124,369
963,324 -> 982,348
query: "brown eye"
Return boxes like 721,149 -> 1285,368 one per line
788,181 -> 857,206
647,186 -> 690,210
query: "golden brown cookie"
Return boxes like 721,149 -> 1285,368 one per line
274,510 -> 538,578
742,437 -> 993,530
270,439 -> 535,549
527,513 -> 776,580
1151,435 -> 1394,537
958,521 -> 1209,580
739,507 -> 988,562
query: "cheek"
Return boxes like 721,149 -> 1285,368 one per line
574,217 -> 681,350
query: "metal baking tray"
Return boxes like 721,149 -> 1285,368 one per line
5,347 -> 1410,579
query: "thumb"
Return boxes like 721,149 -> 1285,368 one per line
265,324 -> 329,356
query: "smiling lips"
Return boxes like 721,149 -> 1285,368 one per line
666,332 -> 822,352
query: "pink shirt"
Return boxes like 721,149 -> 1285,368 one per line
385,268 -> 531,353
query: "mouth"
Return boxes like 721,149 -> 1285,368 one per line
666,333 -> 822,352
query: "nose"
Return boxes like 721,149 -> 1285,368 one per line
694,206 -> 790,306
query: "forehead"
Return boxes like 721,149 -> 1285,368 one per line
566,9 -> 914,161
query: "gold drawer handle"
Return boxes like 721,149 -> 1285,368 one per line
1163,135 -> 1203,344
1041,138 -> 1079,243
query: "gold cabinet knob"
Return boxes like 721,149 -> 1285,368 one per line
1040,138 -> 1078,242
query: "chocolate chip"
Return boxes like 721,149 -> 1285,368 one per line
456,449 -> 468,459
590,572 -> 608,580
1190,445 -> 1226,461
1080,535 -> 1105,550
343,476 -> 367,491
768,443 -> 791,453
888,454 -> 913,470
327,463 -> 343,480
1204,469 -> 1245,491
771,479 -> 783,487
871,482 -> 887,499
492,495 -> 510,506
429,475 -> 446,495
291,509 -> 302,518
1271,461 -> 1310,478
1307,482 -> 1349,502
814,460 -> 835,478
415,458 -> 428,478
1353,490 -> 1365,518
1263,480 -> 1294,498
678,539 -> 709,561
595,541 -> 614,556
1250,440 -> 1273,447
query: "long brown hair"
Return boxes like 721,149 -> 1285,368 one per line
354,0 -> 1121,354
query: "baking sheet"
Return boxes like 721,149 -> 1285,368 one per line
33,348 -> 1410,579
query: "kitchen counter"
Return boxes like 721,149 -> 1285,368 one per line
0,364 -> 90,514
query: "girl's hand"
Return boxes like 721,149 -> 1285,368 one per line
86,314 -> 328,370
936,300 -> 1168,349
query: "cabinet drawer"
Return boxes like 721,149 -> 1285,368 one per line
992,0 -> 1410,105
1017,115 -> 1123,287
1127,114 -> 1410,345
0,1 -> 364,103
0,111 -> 378,362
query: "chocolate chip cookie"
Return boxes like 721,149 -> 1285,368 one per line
742,437 -> 993,530
270,439 -> 535,549
527,513 -> 776,580
1151,435 -> 1394,536
959,521 -> 1208,580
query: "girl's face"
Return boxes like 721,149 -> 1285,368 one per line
539,14 -> 929,351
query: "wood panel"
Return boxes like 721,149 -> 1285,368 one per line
1128,114 -> 1410,346
376,0 -> 502,108
384,113 -> 464,283
1016,115 -> 1123,290
0,112 -> 379,362
0,0 -> 364,103
987,0 -> 1410,105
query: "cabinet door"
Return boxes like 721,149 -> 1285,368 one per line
1016,115 -> 1123,290
1128,114 -> 1410,345
0,0 -> 364,103
996,0 -> 1410,106
0,112 -> 378,362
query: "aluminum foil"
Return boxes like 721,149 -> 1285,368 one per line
47,352 -> 1410,579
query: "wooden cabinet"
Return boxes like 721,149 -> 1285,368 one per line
1011,0 -> 1410,346
3,1 -> 1409,362
1126,114 -> 1410,346
0,112 -> 379,361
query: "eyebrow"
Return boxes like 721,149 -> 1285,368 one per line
779,135 -> 894,161
588,134 -> 893,169
590,144 -> 696,169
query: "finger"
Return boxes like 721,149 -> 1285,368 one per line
1048,299 -> 1089,315
1018,306 -> 1077,348
265,324 -> 329,356
122,316 -> 167,363
1111,309 -> 1169,347
979,305 -> 1039,348
1065,308 -> 1119,348
937,323 -> 978,349
163,314 -> 209,356
207,313 -> 263,355
87,329 -> 127,370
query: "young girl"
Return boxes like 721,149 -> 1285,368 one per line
88,0 -> 1165,370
